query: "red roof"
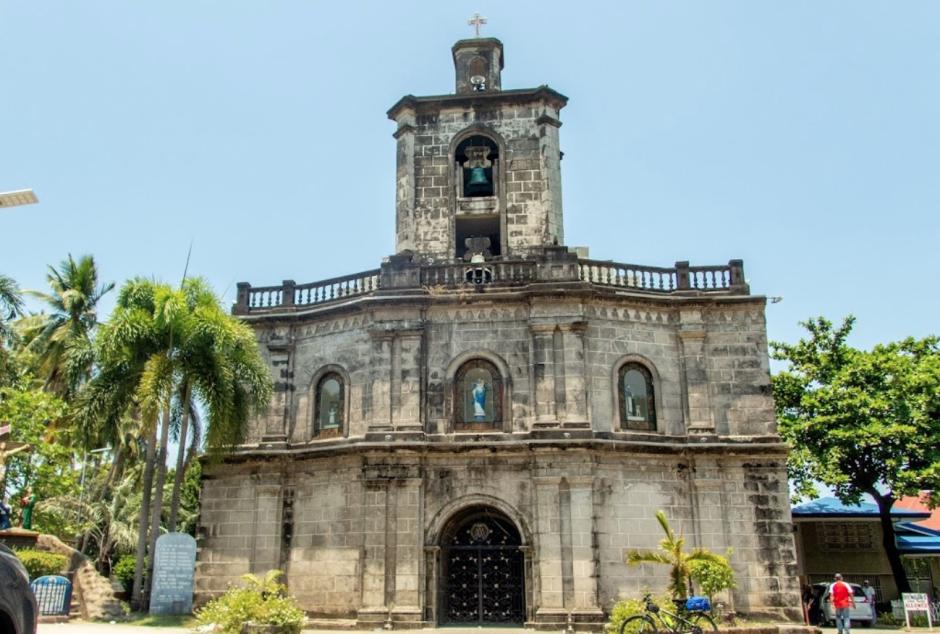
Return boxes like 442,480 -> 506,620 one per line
894,493 -> 940,531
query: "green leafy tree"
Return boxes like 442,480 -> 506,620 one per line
0,377 -> 77,535
771,316 -> 940,593
624,510 -> 729,599
689,555 -> 736,601
17,254 -> 113,400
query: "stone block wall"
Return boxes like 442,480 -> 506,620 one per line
197,447 -> 800,624
392,99 -> 565,259
244,295 -> 776,443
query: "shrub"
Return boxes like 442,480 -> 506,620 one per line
113,554 -> 136,595
14,549 -> 68,580
689,554 -> 736,601
195,570 -> 305,634
607,594 -> 674,634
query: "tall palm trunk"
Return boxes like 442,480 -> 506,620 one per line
167,383 -> 191,532
131,423 -> 158,611
86,448 -> 125,568
144,403 -> 172,608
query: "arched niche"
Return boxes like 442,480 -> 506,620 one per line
610,354 -> 663,433
443,350 -> 513,433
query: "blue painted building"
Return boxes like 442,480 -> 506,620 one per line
792,496 -> 940,601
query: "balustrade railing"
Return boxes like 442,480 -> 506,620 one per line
238,269 -> 380,313
243,285 -> 283,310
579,259 -> 744,293
295,270 -> 381,305
578,260 -> 677,291
420,260 -> 538,288
234,255 -> 746,314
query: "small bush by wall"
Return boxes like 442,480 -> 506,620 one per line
15,549 -> 68,580
195,570 -> 305,634
112,554 -> 136,595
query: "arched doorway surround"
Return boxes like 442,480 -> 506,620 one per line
425,500 -> 531,625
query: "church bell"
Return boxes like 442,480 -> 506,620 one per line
466,166 -> 490,194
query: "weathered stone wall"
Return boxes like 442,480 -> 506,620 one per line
392,100 -> 565,260
243,295 -> 775,443
213,291 -> 797,627
197,447 -> 800,624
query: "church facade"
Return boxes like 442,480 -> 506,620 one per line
196,37 -> 801,628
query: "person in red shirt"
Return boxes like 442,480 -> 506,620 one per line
830,573 -> 856,634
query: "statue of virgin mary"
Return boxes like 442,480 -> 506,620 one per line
471,377 -> 487,421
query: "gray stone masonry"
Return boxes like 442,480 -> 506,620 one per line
198,282 -> 800,628
202,37 -> 800,631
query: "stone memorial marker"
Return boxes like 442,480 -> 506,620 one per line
149,532 -> 197,615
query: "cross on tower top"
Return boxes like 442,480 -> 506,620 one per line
467,13 -> 487,38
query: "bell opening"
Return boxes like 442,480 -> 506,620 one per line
456,135 -> 499,198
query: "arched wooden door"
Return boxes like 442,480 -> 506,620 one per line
440,508 -> 525,624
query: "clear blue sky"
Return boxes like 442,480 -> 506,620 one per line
2,1 -> 938,351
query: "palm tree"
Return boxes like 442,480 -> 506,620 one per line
18,255 -> 113,399
85,276 -> 270,611
0,274 -> 24,382
624,510 -> 727,599
0,273 -> 24,329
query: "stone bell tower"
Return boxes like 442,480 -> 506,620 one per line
388,36 -> 568,261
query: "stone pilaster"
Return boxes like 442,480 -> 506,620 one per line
534,477 -> 564,617
358,478 -> 389,622
530,325 -> 557,426
263,337 -> 293,442
249,476 -> 283,575
394,329 -> 423,431
552,327 -> 567,422
393,108 -> 416,254
678,309 -> 714,434
561,322 -> 589,427
391,477 -> 422,624
568,477 -> 602,616
368,331 -> 393,431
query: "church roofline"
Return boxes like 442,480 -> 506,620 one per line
232,252 -> 752,318
387,85 -> 568,120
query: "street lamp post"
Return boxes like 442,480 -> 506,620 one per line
0,189 -> 38,209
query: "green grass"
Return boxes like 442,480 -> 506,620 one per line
119,613 -> 197,627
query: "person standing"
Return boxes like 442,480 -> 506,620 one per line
861,580 -> 877,623
19,488 -> 36,530
831,573 -> 856,634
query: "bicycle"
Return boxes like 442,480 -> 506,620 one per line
618,594 -> 719,634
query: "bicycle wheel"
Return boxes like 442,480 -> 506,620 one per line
620,615 -> 660,634
687,612 -> 718,634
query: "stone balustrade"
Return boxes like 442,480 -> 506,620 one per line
233,252 -> 748,315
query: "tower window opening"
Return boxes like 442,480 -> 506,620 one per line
456,215 -> 500,260
455,136 -> 498,198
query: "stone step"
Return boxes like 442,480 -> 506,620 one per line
303,618 -> 359,630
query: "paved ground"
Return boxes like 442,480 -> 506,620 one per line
39,625 -> 190,634
38,625 -> 566,634
38,623 -> 924,634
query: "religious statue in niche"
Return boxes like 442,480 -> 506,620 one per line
455,360 -> 501,428
624,385 -> 637,418
619,365 -> 654,427
317,374 -> 343,433
472,378 -> 487,421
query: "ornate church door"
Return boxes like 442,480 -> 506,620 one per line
441,509 -> 525,624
